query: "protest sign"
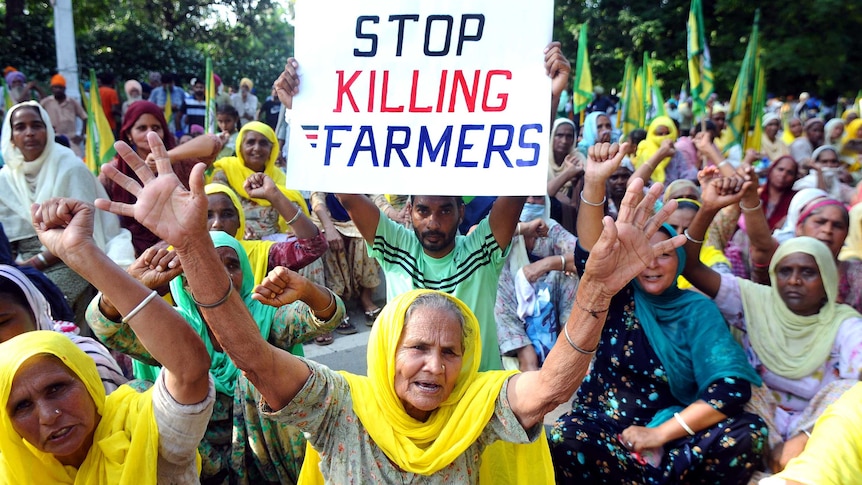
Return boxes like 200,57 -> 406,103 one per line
286,0 -> 553,195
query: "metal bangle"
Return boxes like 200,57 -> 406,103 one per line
122,291 -> 159,324
312,289 -> 336,316
579,191 -> 606,207
559,254 -> 566,272
683,229 -> 704,245
192,278 -> 234,308
285,204 -> 303,226
563,321 -> 599,355
739,199 -> 763,212
36,253 -> 49,268
674,412 -> 696,436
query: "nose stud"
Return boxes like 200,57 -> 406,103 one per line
54,409 -> 60,415
441,364 -> 446,372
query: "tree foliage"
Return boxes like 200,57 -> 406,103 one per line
554,0 -> 862,101
1,0 -> 293,100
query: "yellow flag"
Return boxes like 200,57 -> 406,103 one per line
573,22 -> 593,115
687,0 -> 714,119
84,69 -> 116,174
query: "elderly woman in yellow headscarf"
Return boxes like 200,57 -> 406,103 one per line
0,193 -> 214,484
209,121 -> 308,239
100,131 -> 689,484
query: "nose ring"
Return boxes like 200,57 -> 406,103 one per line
441,364 -> 446,372
54,409 -> 60,415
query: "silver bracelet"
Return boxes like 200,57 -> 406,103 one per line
285,204 -> 303,226
683,229 -> 704,245
36,253 -> 49,267
192,278 -> 234,308
122,290 -> 159,324
674,412 -> 696,436
559,255 -> 566,272
579,191 -> 606,207
563,321 -> 598,355
739,199 -> 763,212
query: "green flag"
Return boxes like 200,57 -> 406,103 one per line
687,0 -> 713,119
726,10 -> 763,153
572,22 -> 593,115
205,57 -> 216,134
84,69 -> 117,174
621,57 -> 641,137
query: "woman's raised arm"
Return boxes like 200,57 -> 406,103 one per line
578,142 -> 630,251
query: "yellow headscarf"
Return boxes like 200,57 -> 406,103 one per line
209,121 -> 308,232
634,116 -> 679,183
737,237 -> 862,380
839,203 -> 862,262
299,290 -> 554,483
841,119 -> 862,171
0,331 -> 158,484
204,182 -> 274,285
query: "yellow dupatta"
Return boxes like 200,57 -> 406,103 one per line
839,203 -> 862,262
0,331 -> 159,484
204,183 -> 274,285
209,121 -> 308,233
634,116 -> 679,183
299,290 -> 554,483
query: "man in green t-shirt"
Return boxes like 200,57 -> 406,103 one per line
337,194 -> 525,371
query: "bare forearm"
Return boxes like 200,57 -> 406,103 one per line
336,193 -> 380,244
653,401 -> 726,444
577,176 -> 607,251
489,196 -> 526,251
269,192 -> 318,239
166,134 -> 220,166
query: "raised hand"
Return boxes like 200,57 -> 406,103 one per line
583,178 -> 684,296
656,139 -> 676,160
274,58 -> 300,108
96,132 -> 208,249
561,153 -> 584,180
544,41 -> 571,98
252,266 -> 310,307
127,246 -> 183,290
520,218 -> 549,239
243,172 -> 277,201
697,167 -> 751,211
31,198 -> 98,264
585,142 -> 629,184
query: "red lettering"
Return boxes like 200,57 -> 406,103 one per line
448,70 -> 480,112
381,71 -> 404,112
409,70 -> 432,112
367,71 -> 376,112
436,70 -> 448,112
334,70 -> 361,113
482,70 -> 511,112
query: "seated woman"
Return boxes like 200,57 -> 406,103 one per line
89,230 -> 343,484
551,143 -> 765,483
206,177 -> 326,284
576,111 -> 615,156
837,203 -> 862,316
0,264 -> 127,393
547,117 -> 586,233
760,382 -> 862,485
209,121 -> 307,240
495,195 -> 577,372
97,127 -> 690,483
0,102 -> 134,324
792,146 -> 855,204
681,172 -> 862,473
633,116 -> 696,184
0,195 -> 213,483
100,100 -> 223,256
310,191 -> 382,334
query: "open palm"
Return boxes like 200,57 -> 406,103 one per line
584,180 -> 685,294
95,132 -> 209,248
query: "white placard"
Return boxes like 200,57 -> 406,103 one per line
286,0 -> 553,196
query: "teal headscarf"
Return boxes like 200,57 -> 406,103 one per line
133,232 -> 302,393
632,224 -> 761,426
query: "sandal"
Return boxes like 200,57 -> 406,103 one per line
364,307 -> 382,326
314,332 -> 334,346
335,316 -> 357,335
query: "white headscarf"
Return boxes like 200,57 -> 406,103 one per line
772,188 -> 829,243
0,102 -> 135,266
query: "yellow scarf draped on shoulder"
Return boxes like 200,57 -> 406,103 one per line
298,289 -> 554,483
634,116 -> 678,184
0,331 -> 159,484
208,121 -> 308,233
204,182 -> 274,285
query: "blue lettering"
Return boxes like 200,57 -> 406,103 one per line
454,124 -> 482,167
384,126 -> 411,167
483,124 -> 514,168
516,123 -> 542,167
324,125 -> 352,166
416,126 -> 452,167
348,126 -> 379,167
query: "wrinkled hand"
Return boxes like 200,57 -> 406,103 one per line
244,172 -> 277,201
96,132 -> 209,249
520,218 -> 549,239
252,266 -> 310,307
31,198 -> 98,264
274,58 -> 300,108
324,226 -> 345,251
585,142 -> 629,183
620,425 -> 668,453
562,154 -> 584,180
583,179 -> 684,295
127,246 -> 183,289
522,260 -> 549,283
144,152 -> 160,174
697,167 -> 751,211
544,41 -> 571,98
